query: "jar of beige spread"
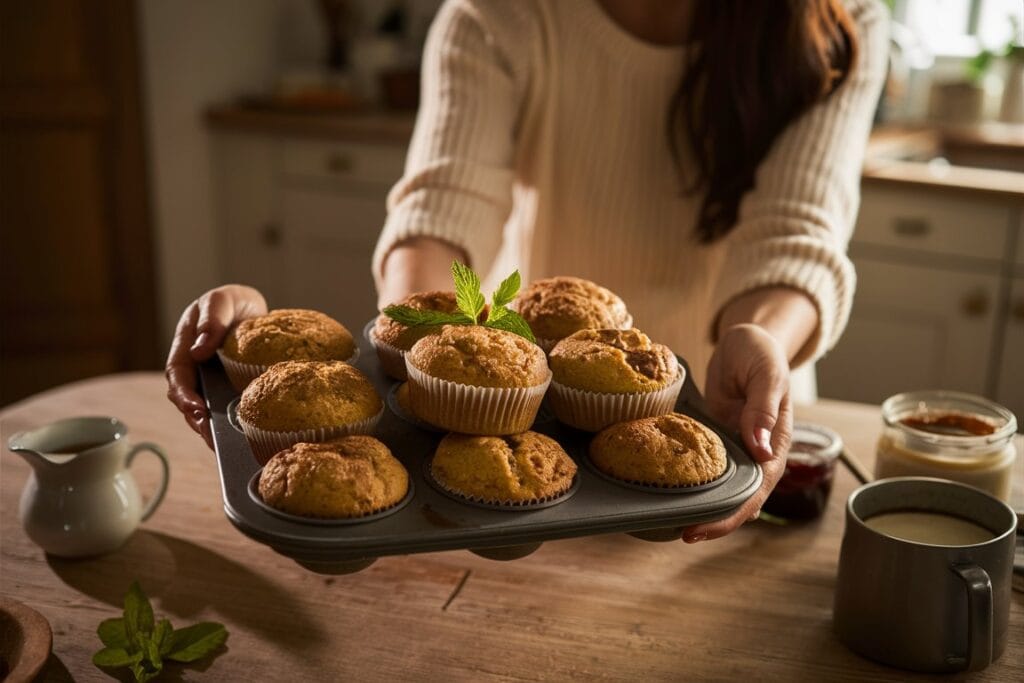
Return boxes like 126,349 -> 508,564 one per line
875,391 -> 1017,502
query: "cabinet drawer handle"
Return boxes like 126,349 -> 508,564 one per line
327,153 -> 354,174
261,223 -> 282,247
961,290 -> 990,318
1013,298 -> 1024,322
892,217 -> 931,238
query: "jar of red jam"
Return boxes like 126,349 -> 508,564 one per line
875,391 -> 1017,502
762,422 -> 843,521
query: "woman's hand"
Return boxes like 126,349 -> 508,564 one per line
679,286 -> 817,543
681,323 -> 792,542
165,285 -> 267,448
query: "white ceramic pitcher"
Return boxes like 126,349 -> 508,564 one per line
8,416 -> 169,558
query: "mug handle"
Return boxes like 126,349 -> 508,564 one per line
127,442 -> 170,521
951,563 -> 993,671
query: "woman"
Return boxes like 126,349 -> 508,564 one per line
167,0 -> 887,543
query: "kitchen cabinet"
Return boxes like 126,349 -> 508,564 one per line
210,130 -> 406,331
817,183 -> 1024,425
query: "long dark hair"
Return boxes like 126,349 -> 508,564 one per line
669,0 -> 858,243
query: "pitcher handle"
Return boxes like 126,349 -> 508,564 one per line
127,442 -> 170,521
951,563 -> 993,672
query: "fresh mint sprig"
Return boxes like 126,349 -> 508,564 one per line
93,581 -> 228,682
383,262 -> 536,343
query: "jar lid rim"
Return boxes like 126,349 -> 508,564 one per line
881,390 -> 1017,446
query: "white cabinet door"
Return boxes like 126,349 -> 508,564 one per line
211,134 -> 287,305
995,276 -> 1024,426
280,187 -> 385,329
817,258 -> 1001,404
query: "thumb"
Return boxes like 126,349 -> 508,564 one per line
739,364 -> 788,463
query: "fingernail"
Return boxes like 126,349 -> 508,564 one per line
755,428 -> 773,456
683,532 -> 707,544
749,509 -> 762,522
192,409 -> 205,422
192,332 -> 209,350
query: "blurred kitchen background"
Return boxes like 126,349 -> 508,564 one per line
1,0 -> 1022,427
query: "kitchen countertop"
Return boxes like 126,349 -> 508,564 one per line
863,123 -> 1024,202
206,106 -> 1023,202
1,372 -> 1021,680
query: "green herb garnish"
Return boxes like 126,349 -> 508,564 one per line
93,581 -> 228,682
383,262 -> 536,343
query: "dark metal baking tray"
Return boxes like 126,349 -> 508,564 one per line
199,331 -> 762,572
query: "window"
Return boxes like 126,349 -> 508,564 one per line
896,0 -> 1023,57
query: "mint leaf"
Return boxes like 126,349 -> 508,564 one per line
165,622 -> 229,663
452,261 -> 485,323
131,661 -> 161,683
485,305 -> 508,325
142,634 -> 162,671
98,618 -> 130,650
124,581 -> 154,645
93,647 -> 143,668
153,619 -> 173,656
484,310 -> 536,343
491,270 -> 521,309
382,305 -> 471,328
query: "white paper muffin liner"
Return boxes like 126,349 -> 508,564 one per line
370,332 -> 409,381
405,360 -> 552,435
548,366 -> 686,432
217,347 -> 360,393
237,404 -> 383,465
535,314 -> 634,353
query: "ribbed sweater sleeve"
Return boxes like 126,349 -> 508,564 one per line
709,0 -> 889,366
371,0 -> 527,285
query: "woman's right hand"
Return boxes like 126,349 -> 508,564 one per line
165,284 -> 267,449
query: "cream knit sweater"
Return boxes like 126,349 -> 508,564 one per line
373,0 -> 888,389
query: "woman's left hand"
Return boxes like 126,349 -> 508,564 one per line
681,323 -> 793,542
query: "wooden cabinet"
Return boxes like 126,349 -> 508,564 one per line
817,183 -> 1024,425
210,131 -> 405,331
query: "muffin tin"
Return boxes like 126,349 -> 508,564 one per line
199,330 -> 762,574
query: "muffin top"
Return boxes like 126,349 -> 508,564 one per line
373,290 -> 462,350
258,437 -> 409,518
431,431 -> 577,503
407,325 -> 549,388
590,413 -> 727,486
516,276 -> 630,341
238,360 -> 381,431
221,309 -> 355,366
549,328 -> 678,393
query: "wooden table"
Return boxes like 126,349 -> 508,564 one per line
2,373 -> 1021,681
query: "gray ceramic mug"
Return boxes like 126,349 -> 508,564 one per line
833,477 -> 1016,673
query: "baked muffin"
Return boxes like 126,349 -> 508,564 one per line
405,325 -> 551,435
218,309 -> 357,391
430,431 -> 577,505
372,291 -> 462,380
516,276 -> 631,350
258,437 -> 409,518
547,328 -> 684,431
590,413 -> 727,487
237,360 -> 383,464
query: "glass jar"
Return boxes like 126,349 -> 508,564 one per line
762,422 -> 843,521
875,391 -> 1017,502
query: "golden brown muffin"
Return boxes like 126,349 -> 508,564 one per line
516,276 -> 630,343
407,325 -> 548,389
238,360 -> 381,432
549,328 -> 678,393
221,309 -> 356,366
431,432 -> 577,503
590,413 -> 727,487
258,437 -> 409,518
373,291 -> 461,350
